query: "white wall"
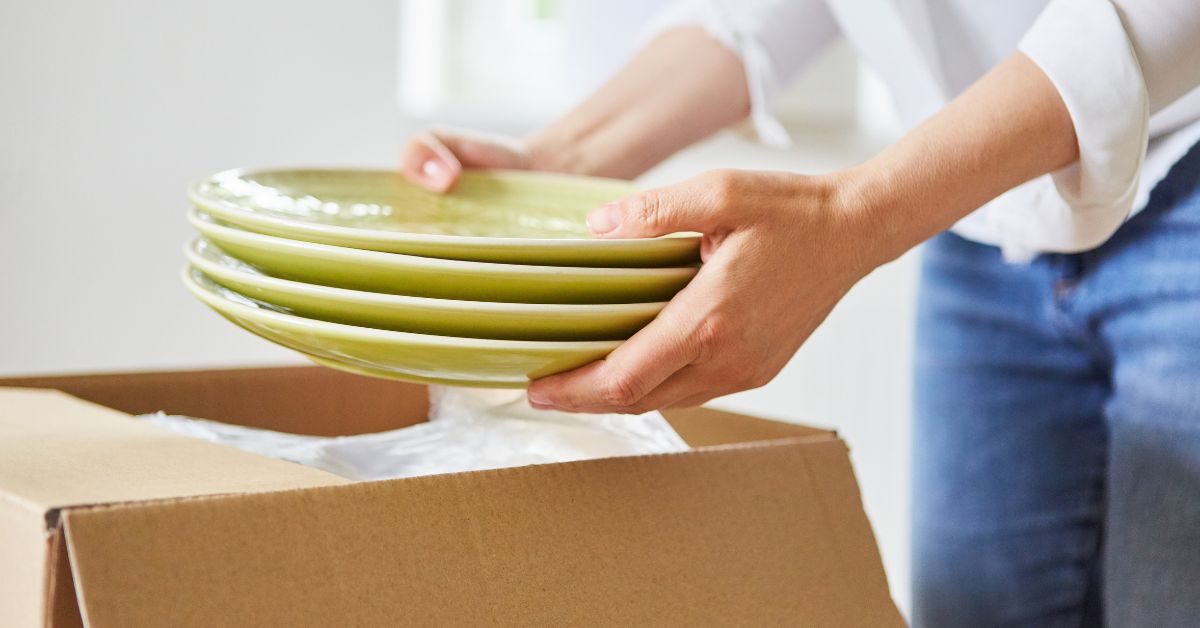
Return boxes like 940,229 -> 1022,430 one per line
0,0 -> 916,616
0,0 -> 398,375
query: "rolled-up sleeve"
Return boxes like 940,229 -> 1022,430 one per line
1017,0 -> 1200,246
642,0 -> 840,147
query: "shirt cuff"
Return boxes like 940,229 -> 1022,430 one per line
1017,0 -> 1150,247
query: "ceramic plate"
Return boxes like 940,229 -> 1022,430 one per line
183,268 -> 618,388
189,209 -> 696,304
185,238 -> 664,341
188,168 -> 700,267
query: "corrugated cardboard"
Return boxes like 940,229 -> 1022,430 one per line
0,388 -> 348,511
0,366 -> 430,436
0,385 -> 349,628
0,366 -> 903,627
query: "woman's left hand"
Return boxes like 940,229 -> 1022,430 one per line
526,168 -> 887,413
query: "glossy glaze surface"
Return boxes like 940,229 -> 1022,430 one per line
189,209 -> 696,304
182,269 -> 620,387
188,168 -> 700,267
186,238 -> 664,340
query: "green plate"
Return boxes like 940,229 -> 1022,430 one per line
188,168 -> 701,267
189,209 -> 696,304
183,268 -> 619,388
185,238 -> 664,341
301,354 -> 525,388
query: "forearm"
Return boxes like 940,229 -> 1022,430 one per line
526,27 -> 750,179
842,53 -> 1079,265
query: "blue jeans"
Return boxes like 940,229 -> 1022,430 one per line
912,143 -> 1200,628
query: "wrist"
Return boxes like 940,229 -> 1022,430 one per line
522,129 -> 568,173
823,165 -> 911,273
523,127 -> 598,176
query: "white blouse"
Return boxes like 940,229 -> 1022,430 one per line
648,0 -> 1200,260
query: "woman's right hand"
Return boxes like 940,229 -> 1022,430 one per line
400,128 -> 536,192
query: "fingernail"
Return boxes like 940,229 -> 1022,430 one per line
586,203 -> 620,235
421,159 -> 447,184
527,389 -> 549,406
529,400 -> 554,411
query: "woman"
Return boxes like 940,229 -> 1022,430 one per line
400,1 -> 1200,625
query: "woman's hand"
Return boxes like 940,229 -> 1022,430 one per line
400,128 -> 537,192
525,169 -> 888,414
524,52 -> 1080,414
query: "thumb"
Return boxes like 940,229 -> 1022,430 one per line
586,171 -> 733,239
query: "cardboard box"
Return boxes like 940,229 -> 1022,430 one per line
0,366 -> 903,627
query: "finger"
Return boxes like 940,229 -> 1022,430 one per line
665,390 -> 723,410
585,170 -> 740,239
527,303 -> 701,410
430,128 -> 528,169
400,132 -> 462,192
666,356 -> 774,409
536,366 -> 705,415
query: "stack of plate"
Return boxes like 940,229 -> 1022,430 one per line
183,168 -> 700,388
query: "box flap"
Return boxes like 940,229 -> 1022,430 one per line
62,438 -> 903,627
662,405 -> 832,447
0,388 -> 348,515
45,524 -> 84,628
0,366 -> 429,436
0,496 -> 49,628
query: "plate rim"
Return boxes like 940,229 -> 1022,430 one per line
188,167 -> 701,250
183,267 -> 625,352
185,238 -> 668,315
302,353 -> 531,388
188,208 -> 699,280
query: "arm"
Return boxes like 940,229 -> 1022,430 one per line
848,53 -> 1078,263
526,52 -> 1078,412
527,27 -> 751,179
400,28 -> 750,190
